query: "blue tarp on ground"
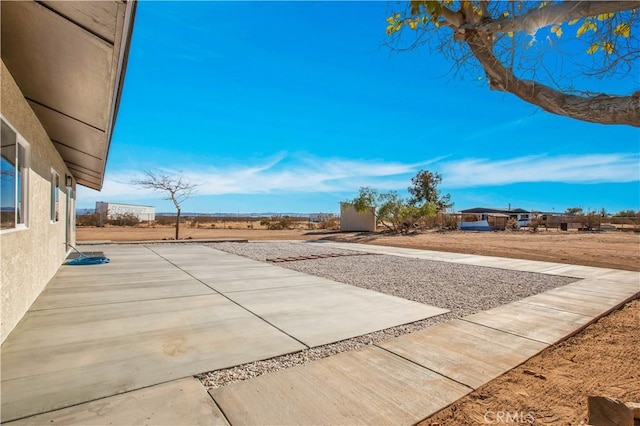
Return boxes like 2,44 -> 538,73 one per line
459,220 -> 493,231
65,256 -> 110,265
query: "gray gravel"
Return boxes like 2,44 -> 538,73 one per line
197,241 -> 577,389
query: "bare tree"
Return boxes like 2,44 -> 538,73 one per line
133,171 -> 198,240
387,1 -> 640,126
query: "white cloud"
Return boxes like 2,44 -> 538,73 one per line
77,154 -> 443,203
441,153 -> 640,188
462,115 -> 540,142
76,152 -> 640,205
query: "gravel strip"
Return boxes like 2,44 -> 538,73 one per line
198,241 -> 577,389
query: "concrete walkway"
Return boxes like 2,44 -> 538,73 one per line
209,243 -> 639,425
3,242 -> 638,425
1,244 -> 446,423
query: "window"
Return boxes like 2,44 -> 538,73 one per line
1,118 -> 29,231
51,170 -> 60,222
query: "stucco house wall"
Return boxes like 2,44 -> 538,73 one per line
1,61 -> 74,343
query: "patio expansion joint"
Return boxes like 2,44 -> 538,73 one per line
458,318 -> 550,345
26,292 -> 217,313
2,377 -> 195,424
143,245 -> 312,350
373,344 -> 475,392
206,390 -> 232,426
221,281 -> 323,295
515,294 -> 638,318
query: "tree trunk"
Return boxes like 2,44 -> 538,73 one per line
175,208 -> 181,240
464,33 -> 640,126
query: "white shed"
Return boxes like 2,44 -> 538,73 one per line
340,203 -> 376,232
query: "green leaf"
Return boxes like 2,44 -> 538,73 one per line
614,23 -> 631,38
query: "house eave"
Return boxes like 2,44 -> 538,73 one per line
0,0 -> 137,191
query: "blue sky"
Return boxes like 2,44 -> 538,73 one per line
77,1 -> 640,214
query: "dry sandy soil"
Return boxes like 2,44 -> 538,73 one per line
421,300 -> 640,425
76,224 -> 320,242
77,226 -> 639,424
78,226 -> 640,271
324,230 -> 640,272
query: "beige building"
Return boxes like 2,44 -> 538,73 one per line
1,1 -> 136,342
96,201 -> 156,222
340,203 -> 376,232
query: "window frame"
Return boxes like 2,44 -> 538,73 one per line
1,116 -> 30,233
51,169 -> 60,223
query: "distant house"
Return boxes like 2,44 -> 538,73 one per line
96,202 -> 156,222
309,213 -> 336,223
459,207 -> 532,230
1,1 -> 136,343
460,207 -> 531,221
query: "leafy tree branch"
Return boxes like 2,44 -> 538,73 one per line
387,0 -> 640,126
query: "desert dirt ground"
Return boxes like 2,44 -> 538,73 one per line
78,225 -> 640,272
76,224 -> 321,242
77,225 -> 639,424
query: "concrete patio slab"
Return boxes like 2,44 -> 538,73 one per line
225,282 -> 449,347
187,267 -> 304,284
147,244 -> 450,347
207,249 -> 638,426
1,293 -> 305,422
462,301 -> 593,344
46,270 -> 193,287
148,246 -> 316,290
2,243 -> 453,422
592,269 -> 640,285
518,283 -> 637,317
4,241 -> 637,424
204,274 -> 326,293
537,264 -> 618,279
148,244 -> 238,259
570,280 -> 640,298
54,263 -> 180,279
210,346 -> 471,425
5,378 -> 228,426
378,319 -> 547,389
447,256 -> 548,270
31,278 -> 213,310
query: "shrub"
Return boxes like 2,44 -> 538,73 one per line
76,213 -> 102,227
506,218 -> 520,231
260,216 -> 294,230
529,217 -> 543,232
317,217 -> 339,230
580,212 -> 602,231
107,213 -> 140,227
156,215 -> 175,226
441,213 -> 459,230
